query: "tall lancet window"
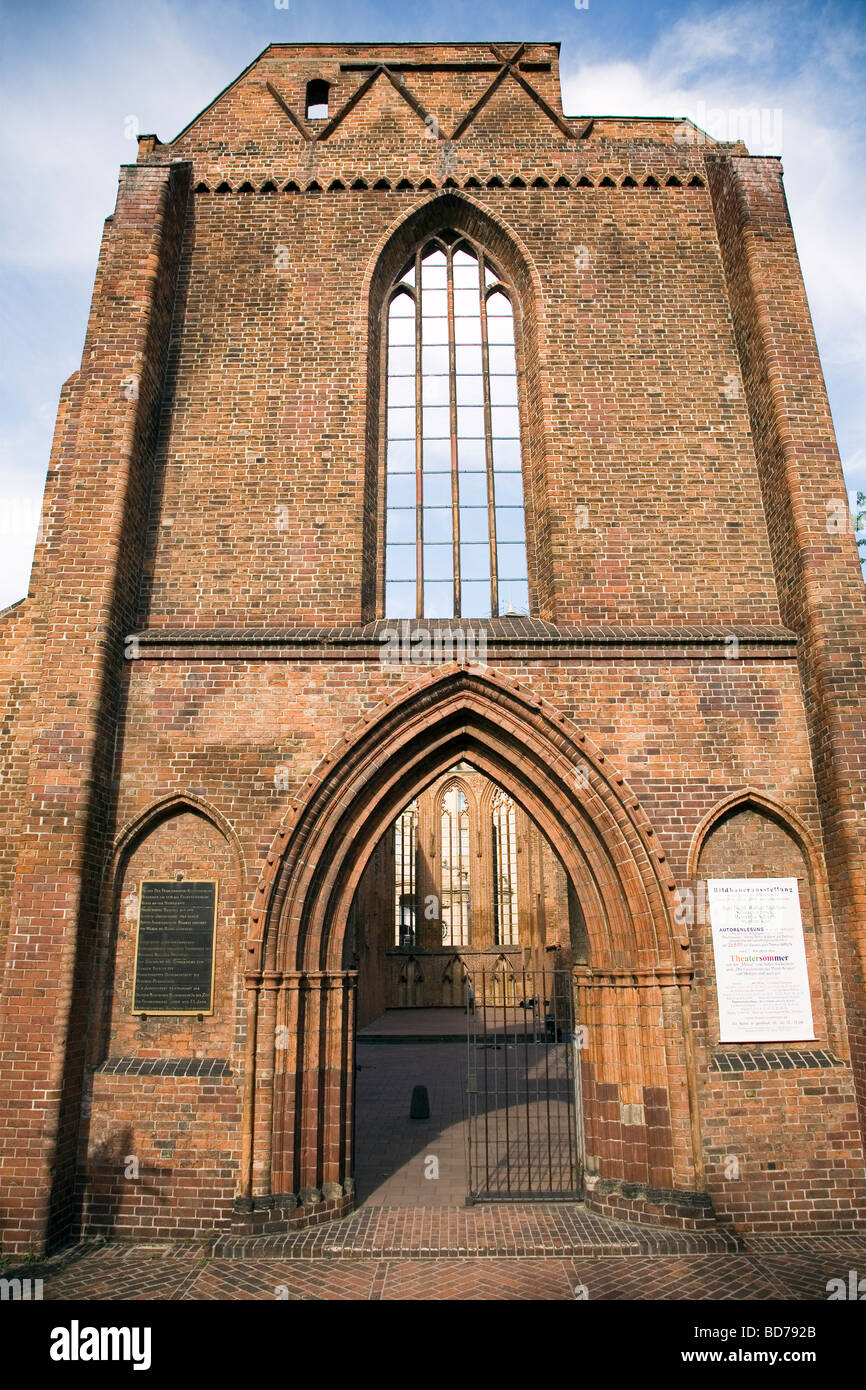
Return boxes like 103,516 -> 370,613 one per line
492,788 -> 519,946
440,784 -> 471,945
384,234 -> 529,619
394,799 -> 418,946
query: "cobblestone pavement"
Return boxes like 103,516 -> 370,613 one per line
8,1221 -> 866,1302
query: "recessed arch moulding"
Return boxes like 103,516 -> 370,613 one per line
237,665 -> 714,1232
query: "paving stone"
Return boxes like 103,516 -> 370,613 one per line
27,1240 -> 866,1301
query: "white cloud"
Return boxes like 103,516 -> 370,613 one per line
0,0 -> 230,271
561,0 -> 866,496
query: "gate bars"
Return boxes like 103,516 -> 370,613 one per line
466,967 -> 584,1200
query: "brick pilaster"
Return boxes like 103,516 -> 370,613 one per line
0,160 -> 191,1253
708,152 -> 866,1132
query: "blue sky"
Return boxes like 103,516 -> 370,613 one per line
1,0 -> 864,606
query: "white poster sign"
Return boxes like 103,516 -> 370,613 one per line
707,878 -> 814,1043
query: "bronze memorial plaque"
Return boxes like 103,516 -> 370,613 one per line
132,880 -> 217,1014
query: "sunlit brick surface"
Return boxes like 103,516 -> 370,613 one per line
355,1041 -> 468,1206
1,40 -> 864,1255
20,1226 -> 866,1301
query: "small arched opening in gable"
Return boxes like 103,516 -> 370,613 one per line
305,78 -> 331,120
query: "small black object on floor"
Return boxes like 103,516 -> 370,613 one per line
410,1084 -> 430,1119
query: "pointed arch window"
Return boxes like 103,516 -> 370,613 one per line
394,799 -> 418,946
492,787 -> 519,946
440,783 -> 470,945
384,233 -> 530,619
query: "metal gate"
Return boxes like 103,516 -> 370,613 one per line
466,968 -> 584,1200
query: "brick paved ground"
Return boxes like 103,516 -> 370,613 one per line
10,1242 -> 866,1302
357,1007 -> 533,1038
6,1024 -> 865,1300
357,1007 -> 469,1038
210,1202 -> 741,1257
355,1039 -> 468,1205
7,1221 -> 866,1302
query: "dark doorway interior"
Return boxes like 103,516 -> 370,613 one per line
349,764 -> 587,1206
354,1011 -> 467,1206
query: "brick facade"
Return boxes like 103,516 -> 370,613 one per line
1,41 -> 864,1253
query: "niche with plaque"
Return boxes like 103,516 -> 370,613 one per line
708,878 -> 815,1043
132,879 -> 218,1015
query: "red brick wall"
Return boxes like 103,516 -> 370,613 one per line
707,153 -> 866,1150
138,187 -> 777,629
0,158 -> 191,1251
0,601 -> 34,968
12,636 -> 862,1239
695,808 -> 865,1232
2,41 -> 864,1250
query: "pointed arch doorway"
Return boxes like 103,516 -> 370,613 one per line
240,667 -> 711,1231
348,757 -> 588,1204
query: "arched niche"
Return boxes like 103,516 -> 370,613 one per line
691,792 -> 838,1052
93,797 -> 244,1063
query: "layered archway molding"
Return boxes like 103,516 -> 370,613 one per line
359,190 -> 556,621
237,666 -> 717,1231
